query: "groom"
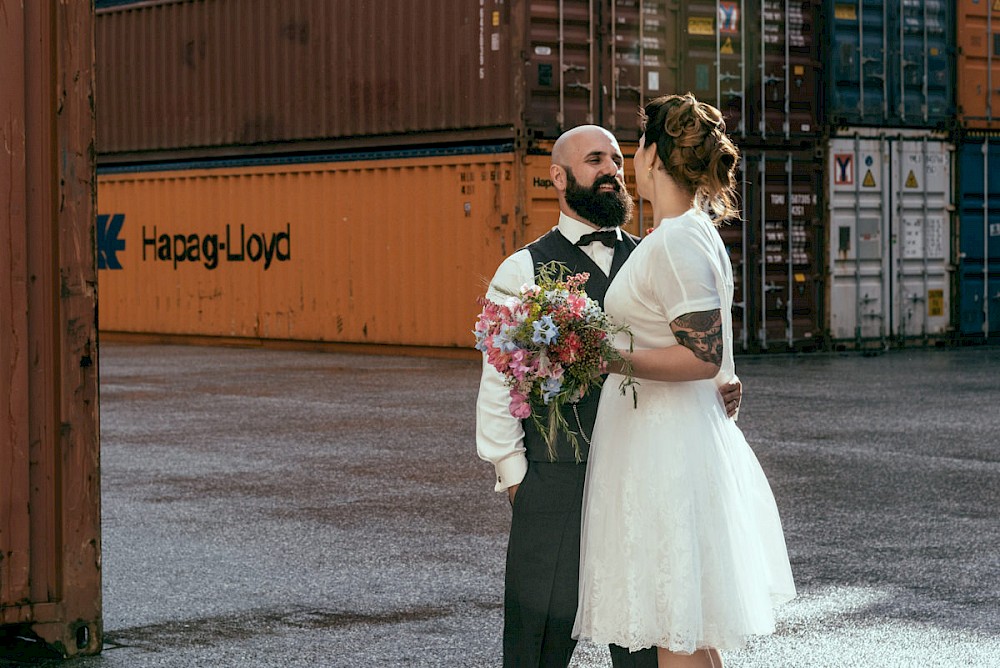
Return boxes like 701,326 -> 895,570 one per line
476,125 -> 742,667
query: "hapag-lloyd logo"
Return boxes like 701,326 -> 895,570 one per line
142,223 -> 291,270
98,214 -> 293,271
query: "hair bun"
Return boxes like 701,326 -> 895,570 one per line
641,93 -> 740,222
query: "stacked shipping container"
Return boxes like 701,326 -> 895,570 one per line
956,1 -> 1000,339
824,0 -> 956,349
94,0 -> 985,351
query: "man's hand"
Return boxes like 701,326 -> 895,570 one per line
719,379 -> 742,418
507,483 -> 520,506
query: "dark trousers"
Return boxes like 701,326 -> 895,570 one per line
503,462 -> 657,668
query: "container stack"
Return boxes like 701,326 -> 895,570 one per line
668,0 -> 827,352
955,1 -> 1000,341
823,0 -> 955,350
93,0 -> 988,352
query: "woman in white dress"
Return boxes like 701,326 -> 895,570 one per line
572,94 -> 796,667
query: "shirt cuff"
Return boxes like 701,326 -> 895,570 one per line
493,454 -> 528,493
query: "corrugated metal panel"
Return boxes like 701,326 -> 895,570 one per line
523,0 -> 599,137
97,153 -> 524,347
956,136 -> 1000,336
727,146 -> 825,352
96,0 -> 517,156
0,0 -> 101,656
826,0 -> 953,128
95,0 -> 824,161
673,0 -> 823,142
957,1 -> 1000,130
827,130 -> 953,347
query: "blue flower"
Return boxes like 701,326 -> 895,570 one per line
473,329 -> 488,352
541,375 -> 563,404
532,315 -> 559,345
493,324 -> 520,353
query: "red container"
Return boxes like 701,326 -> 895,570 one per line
1,0 -> 101,657
95,0 -> 821,162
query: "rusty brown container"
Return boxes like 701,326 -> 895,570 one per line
1,0 -> 102,657
94,0 -> 821,162
96,0 -> 520,161
724,145 -> 826,351
957,0 -> 1000,130
675,0 -> 823,142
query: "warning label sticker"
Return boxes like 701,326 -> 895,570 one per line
834,154 -> 854,185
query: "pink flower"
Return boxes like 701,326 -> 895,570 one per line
509,389 -> 532,419
566,293 -> 588,316
508,349 -> 534,380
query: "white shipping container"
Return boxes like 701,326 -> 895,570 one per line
827,130 -> 953,346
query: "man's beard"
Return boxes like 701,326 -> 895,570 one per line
564,169 -> 634,228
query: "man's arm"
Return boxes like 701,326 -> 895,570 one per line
475,250 -> 534,495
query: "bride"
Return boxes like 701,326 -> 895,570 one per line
572,93 -> 796,667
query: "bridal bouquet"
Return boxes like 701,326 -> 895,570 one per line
474,261 -> 634,462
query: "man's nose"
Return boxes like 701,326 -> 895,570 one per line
598,158 -> 621,177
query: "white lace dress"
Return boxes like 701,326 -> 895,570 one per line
572,209 -> 796,653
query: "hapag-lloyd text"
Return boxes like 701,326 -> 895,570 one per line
142,224 -> 291,270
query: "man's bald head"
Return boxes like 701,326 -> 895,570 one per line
551,125 -> 621,167
549,125 -> 632,228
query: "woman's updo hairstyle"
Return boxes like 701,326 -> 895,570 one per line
641,93 -> 740,223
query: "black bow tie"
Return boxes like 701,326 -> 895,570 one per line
575,230 -> 619,248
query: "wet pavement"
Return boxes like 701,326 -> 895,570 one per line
4,343 -> 998,667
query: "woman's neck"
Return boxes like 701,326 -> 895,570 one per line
651,174 -> 696,223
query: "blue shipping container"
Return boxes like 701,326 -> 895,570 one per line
826,0 -> 953,128
957,137 -> 1000,337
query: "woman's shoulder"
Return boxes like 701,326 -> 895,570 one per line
655,210 -> 716,250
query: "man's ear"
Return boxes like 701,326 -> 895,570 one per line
550,163 -> 566,192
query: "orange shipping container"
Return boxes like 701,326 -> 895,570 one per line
96,148 -> 648,351
958,0 -> 1000,130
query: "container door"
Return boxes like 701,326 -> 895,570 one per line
746,0 -> 823,139
828,136 -> 891,344
525,1 -> 599,137
828,0 -> 953,128
895,0 -> 952,127
679,0 -> 748,137
957,137 -> 1000,336
735,149 -> 823,351
827,1 -> 889,126
604,0 -> 680,138
828,134 -> 953,346
891,138 -> 951,341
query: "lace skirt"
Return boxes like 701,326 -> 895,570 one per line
572,377 -> 796,653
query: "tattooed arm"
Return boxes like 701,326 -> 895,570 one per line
612,309 -> 724,382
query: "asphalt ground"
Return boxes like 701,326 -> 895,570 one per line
3,343 -> 998,667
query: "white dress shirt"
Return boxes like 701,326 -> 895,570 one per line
475,212 -> 621,492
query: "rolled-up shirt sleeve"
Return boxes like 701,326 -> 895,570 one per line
475,248 -> 534,492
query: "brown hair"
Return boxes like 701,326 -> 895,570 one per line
641,93 -> 740,223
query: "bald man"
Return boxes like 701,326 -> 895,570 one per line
476,126 -> 741,667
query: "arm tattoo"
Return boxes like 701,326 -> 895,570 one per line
670,309 -> 723,367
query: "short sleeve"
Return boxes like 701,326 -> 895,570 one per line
650,224 -> 722,324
